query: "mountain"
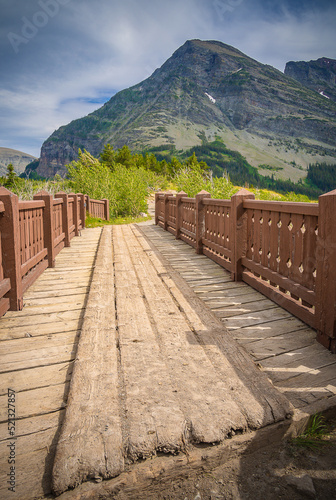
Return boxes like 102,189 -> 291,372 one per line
285,57 -> 336,103
37,40 -> 336,180
0,147 -> 37,176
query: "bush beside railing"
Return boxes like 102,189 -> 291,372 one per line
156,189 -> 336,353
0,188 -> 109,316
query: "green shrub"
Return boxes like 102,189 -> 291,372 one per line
67,149 -> 157,218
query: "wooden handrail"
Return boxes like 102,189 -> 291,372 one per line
156,189 -> 336,353
243,199 -> 319,216
19,200 -> 45,210
0,188 -> 109,317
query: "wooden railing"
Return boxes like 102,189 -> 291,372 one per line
0,201 -> 11,318
86,196 -> 109,220
0,188 -> 109,316
156,189 -> 336,353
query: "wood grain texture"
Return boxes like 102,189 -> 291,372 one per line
0,227 -> 102,499
52,227 -> 124,496
53,222 -> 293,495
141,224 -> 336,415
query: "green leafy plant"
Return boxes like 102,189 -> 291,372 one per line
67,148 -> 164,218
291,413 -> 328,449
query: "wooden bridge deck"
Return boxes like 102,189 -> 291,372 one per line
140,224 -> 336,416
0,221 -> 335,499
0,227 -> 102,499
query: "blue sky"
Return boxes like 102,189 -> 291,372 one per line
1,0 -> 335,157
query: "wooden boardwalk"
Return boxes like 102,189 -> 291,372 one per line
0,221 -> 335,499
0,227 -> 102,499
140,224 -> 336,416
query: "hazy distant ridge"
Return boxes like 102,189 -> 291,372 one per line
0,147 -> 37,176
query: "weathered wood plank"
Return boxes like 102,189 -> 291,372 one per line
232,317 -> 308,342
35,270 -> 92,281
279,362 -> 336,390
221,307 -> 292,330
0,321 -> 81,340
52,227 -> 124,496
261,347 -> 336,384
0,361 -> 74,395
23,292 -> 87,306
211,298 -> 278,318
0,383 -> 69,422
136,225 -> 293,426
24,285 -> 90,300
15,299 -> 86,315
0,344 -> 77,373
0,309 -> 84,329
113,225 -> 187,458
193,282 -> 250,294
196,286 -> 260,298
261,343 -> 334,370
0,331 -> 79,355
126,225 -> 252,439
0,427 -> 59,499
0,409 -> 65,441
242,328 -> 316,361
24,279 -> 92,292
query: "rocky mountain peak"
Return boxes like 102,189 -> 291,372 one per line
36,40 -> 336,178
284,57 -> 336,102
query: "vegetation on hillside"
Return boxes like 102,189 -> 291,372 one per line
3,142 -> 336,220
1,163 -> 72,199
67,148 -> 156,217
147,139 -> 327,199
307,162 -> 336,192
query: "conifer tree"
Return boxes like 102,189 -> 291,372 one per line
5,163 -> 16,188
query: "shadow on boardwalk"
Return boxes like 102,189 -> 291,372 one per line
1,222 -> 336,499
52,223 -> 293,499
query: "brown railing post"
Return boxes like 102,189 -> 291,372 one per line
69,193 -> 80,236
175,191 -> 187,240
77,193 -> 85,229
33,190 -> 55,268
56,192 -> 71,247
315,189 -> 336,352
102,199 -> 109,221
0,187 -> 23,310
155,192 -> 160,225
195,190 -> 211,254
85,195 -> 90,218
230,188 -> 255,282
164,193 -> 170,231
87,196 -> 92,218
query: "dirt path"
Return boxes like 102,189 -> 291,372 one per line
111,418 -> 336,500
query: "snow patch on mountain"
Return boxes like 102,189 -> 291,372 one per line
319,90 -> 330,99
205,92 -> 216,103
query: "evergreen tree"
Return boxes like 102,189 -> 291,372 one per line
100,144 -> 116,170
115,145 -> 133,168
5,163 -> 17,189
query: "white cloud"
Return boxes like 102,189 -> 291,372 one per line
0,0 -> 335,156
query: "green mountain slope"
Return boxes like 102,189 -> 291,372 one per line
37,40 -> 336,179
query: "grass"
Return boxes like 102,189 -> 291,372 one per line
85,213 -> 152,228
291,413 -> 329,450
